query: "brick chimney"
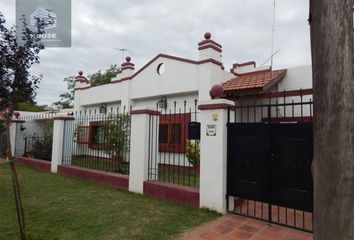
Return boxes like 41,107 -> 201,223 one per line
198,32 -> 222,62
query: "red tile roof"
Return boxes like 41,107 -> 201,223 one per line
222,69 -> 287,93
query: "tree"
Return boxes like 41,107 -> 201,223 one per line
89,64 -> 118,86
53,65 -> 118,109
0,12 -> 48,239
16,102 -> 48,112
99,114 -> 130,173
309,1 -> 354,239
52,76 -> 75,109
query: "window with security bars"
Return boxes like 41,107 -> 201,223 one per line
88,121 -> 104,148
158,113 -> 190,153
76,126 -> 89,144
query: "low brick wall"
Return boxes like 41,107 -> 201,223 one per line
58,165 -> 129,190
16,157 -> 51,172
143,181 -> 199,208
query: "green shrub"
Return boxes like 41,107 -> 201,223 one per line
186,139 -> 200,166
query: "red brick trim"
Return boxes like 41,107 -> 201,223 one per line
16,157 -> 51,172
198,103 -> 234,110
53,116 -> 75,120
130,109 -> 161,115
111,77 -> 132,83
121,62 -> 135,67
76,53 -> 224,91
74,86 -> 92,91
74,79 -> 90,83
121,66 -> 135,70
143,181 -> 199,208
58,165 -> 129,190
198,39 -> 222,48
198,44 -> 222,53
232,61 -> 256,68
125,54 -> 223,79
198,58 -> 223,66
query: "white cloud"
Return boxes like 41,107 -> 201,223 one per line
0,0 -> 312,105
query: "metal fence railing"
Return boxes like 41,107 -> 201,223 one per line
23,136 -> 53,161
61,109 -> 131,175
147,100 -> 200,188
226,89 -> 314,232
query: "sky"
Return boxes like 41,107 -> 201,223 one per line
0,0 -> 312,106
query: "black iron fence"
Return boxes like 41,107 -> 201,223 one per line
226,89 -> 314,232
62,109 -> 131,175
23,136 -> 53,161
228,89 -> 313,124
148,100 -> 200,188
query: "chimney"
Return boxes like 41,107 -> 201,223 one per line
230,61 -> 271,76
74,71 -> 90,90
114,56 -> 135,81
198,32 -> 222,62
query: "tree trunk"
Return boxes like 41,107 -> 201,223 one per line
5,118 -> 26,239
310,0 -> 354,239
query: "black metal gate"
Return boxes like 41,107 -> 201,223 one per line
226,91 -> 313,232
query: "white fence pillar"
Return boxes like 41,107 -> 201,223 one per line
129,108 -> 160,194
9,120 -> 23,158
51,115 -> 74,173
199,99 -> 235,213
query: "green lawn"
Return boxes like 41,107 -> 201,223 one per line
158,165 -> 199,188
0,164 -> 218,240
70,155 -> 129,174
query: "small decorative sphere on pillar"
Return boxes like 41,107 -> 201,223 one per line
204,32 -> 211,40
210,84 -> 224,99
126,56 -> 131,62
13,112 -> 20,119
78,71 -> 83,76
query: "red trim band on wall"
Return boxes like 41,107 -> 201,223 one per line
198,103 -> 234,110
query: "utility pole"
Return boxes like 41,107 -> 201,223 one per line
309,0 -> 354,239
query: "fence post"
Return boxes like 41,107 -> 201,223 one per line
9,120 -> 24,158
129,108 -> 160,194
51,115 -> 74,173
198,99 -> 234,213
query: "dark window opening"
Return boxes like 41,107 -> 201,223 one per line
158,113 -> 190,153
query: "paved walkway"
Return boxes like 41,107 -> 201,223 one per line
177,214 -> 313,240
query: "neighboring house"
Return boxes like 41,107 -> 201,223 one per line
13,110 -> 69,158
72,32 -> 312,155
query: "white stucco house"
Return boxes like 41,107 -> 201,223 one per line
71,32 -> 313,163
73,32 -> 312,114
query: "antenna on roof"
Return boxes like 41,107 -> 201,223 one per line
270,0 -> 276,68
260,49 -> 281,67
114,48 -> 128,64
